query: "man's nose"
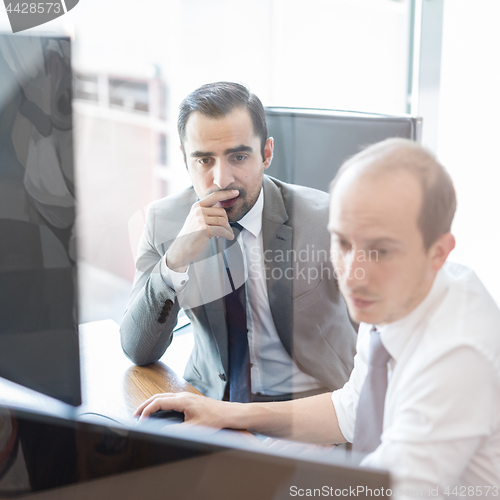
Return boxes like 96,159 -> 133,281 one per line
213,158 -> 235,189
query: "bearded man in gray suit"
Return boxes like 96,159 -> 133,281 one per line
120,82 -> 356,401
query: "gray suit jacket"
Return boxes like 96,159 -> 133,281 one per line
120,176 -> 356,399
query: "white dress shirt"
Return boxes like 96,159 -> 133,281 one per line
162,189 -> 323,396
332,262 -> 500,498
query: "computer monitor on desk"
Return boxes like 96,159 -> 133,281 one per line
0,403 -> 391,499
0,35 -> 81,406
0,33 -> 80,405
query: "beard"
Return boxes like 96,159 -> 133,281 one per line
225,187 -> 249,222
213,185 -> 261,222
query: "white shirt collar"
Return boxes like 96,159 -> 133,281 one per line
375,266 -> 449,362
237,188 -> 263,238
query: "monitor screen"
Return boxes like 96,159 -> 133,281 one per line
0,33 -> 81,406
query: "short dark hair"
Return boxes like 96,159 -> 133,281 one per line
330,138 -> 457,250
177,82 -> 268,160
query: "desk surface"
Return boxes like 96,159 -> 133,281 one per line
0,322 -> 389,500
0,320 -> 201,424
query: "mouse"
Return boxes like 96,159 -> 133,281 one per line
148,410 -> 185,422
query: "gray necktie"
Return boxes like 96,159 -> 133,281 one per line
352,326 -> 391,454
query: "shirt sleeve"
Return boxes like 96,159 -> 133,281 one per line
362,346 -> 498,495
160,256 -> 189,293
331,323 -> 371,442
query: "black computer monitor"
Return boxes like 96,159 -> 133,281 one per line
0,404 -> 391,498
0,33 -> 81,406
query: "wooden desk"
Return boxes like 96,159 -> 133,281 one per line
79,320 -> 201,424
0,323 -> 390,500
0,320 -> 201,423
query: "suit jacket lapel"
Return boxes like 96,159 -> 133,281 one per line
261,177 -> 293,357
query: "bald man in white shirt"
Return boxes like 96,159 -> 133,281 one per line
135,138 -> 500,497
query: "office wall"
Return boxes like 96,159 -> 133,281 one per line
437,0 -> 500,305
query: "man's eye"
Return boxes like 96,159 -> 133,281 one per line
373,248 -> 390,257
334,239 -> 352,254
230,154 -> 248,163
197,158 -> 212,165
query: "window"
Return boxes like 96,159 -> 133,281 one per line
108,79 -> 149,114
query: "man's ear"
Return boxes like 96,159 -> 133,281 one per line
429,232 -> 456,272
263,137 -> 274,170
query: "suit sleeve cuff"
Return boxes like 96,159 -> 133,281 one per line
160,256 -> 189,293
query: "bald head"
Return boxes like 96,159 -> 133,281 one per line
330,138 -> 457,250
328,139 -> 457,325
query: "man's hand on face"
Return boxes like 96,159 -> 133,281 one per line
134,392 -> 231,429
165,190 -> 240,273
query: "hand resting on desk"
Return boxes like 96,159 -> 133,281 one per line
134,392 -> 231,429
134,391 -> 342,445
